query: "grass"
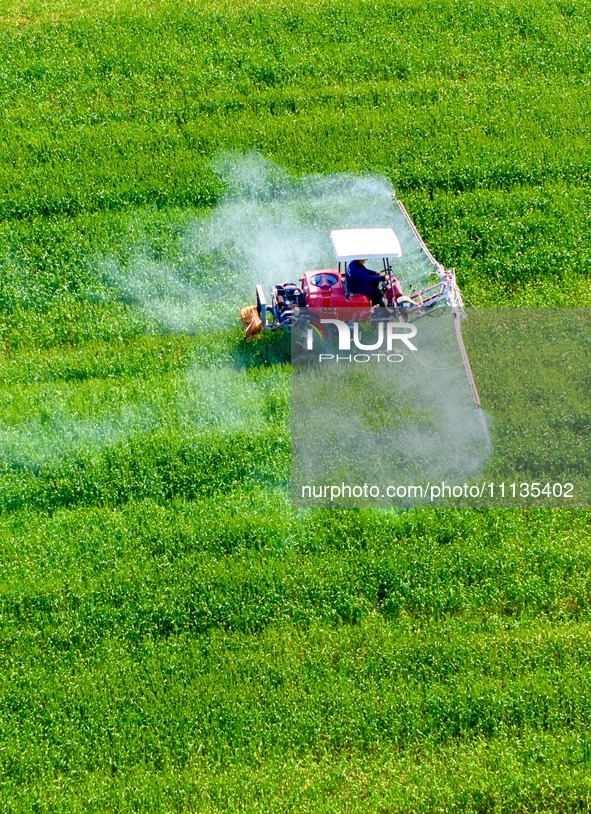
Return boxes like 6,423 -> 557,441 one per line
0,0 -> 589,811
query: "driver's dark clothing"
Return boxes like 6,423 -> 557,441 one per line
347,259 -> 386,306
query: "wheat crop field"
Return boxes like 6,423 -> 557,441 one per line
0,0 -> 590,811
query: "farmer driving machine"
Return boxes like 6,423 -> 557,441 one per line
240,199 -> 482,408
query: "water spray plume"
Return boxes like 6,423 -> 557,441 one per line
107,152 -> 428,335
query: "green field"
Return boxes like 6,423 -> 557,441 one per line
0,0 -> 590,811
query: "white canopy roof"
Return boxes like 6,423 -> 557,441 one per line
330,228 -> 402,262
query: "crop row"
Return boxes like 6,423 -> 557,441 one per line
0,181 -> 589,353
1,494 -> 589,636
0,92 -> 588,223
3,3 -> 589,102
0,424 -> 289,512
2,612 -> 591,772
3,731 -> 591,813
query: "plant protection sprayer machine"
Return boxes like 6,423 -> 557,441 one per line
240,198 -> 482,410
